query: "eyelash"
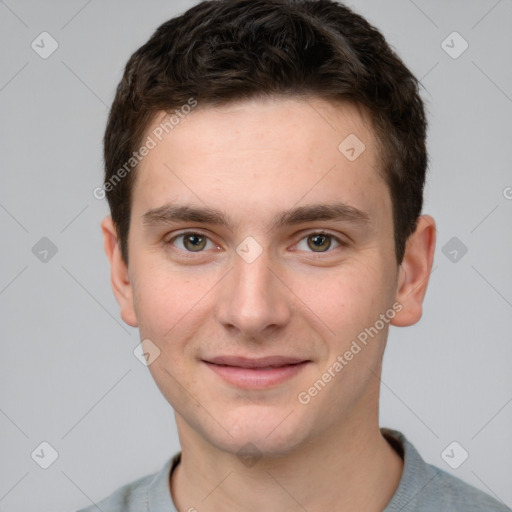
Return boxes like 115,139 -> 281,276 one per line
166,230 -> 348,255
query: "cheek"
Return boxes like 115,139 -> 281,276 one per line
291,257 -> 392,337
131,259 -> 226,350
131,262 -> 193,337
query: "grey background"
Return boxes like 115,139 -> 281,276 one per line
1,0 -> 511,510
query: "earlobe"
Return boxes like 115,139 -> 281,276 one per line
391,214 -> 436,327
101,216 -> 138,327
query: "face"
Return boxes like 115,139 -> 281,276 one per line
103,96 -> 433,457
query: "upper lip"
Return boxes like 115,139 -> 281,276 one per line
203,356 -> 309,369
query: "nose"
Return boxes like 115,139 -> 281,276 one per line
214,248 -> 292,340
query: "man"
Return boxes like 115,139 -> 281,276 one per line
78,0 -> 509,510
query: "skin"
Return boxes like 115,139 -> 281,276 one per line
102,96 -> 436,511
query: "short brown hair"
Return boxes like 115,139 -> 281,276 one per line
103,0 -> 428,265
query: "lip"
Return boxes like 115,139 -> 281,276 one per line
202,356 -> 310,389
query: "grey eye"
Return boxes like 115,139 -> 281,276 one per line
172,233 -> 214,252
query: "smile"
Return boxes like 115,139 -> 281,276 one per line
202,356 -> 310,389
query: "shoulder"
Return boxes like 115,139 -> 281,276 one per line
382,428 -> 510,512
426,464 -> 510,511
74,453 -> 180,512
74,471 -> 158,512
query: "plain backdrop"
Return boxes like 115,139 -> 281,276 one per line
1,1 -> 511,510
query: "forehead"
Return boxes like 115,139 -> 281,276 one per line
131,96 -> 390,229
141,96 -> 378,162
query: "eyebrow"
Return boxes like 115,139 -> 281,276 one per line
142,202 -> 371,231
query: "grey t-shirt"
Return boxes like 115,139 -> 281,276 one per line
76,428 -> 510,511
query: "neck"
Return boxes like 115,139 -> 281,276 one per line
170,415 -> 403,512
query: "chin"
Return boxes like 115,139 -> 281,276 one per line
191,405 -> 313,459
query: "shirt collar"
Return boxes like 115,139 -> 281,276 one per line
146,428 -> 427,511
146,452 -> 181,511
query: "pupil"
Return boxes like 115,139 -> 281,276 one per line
186,234 -> 204,251
309,234 -> 331,252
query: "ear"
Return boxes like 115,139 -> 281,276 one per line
391,214 -> 436,327
101,216 -> 138,327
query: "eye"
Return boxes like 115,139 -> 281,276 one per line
169,232 -> 217,252
295,232 -> 344,253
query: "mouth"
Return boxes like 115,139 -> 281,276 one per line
202,356 -> 311,389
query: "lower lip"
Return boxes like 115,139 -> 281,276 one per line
204,361 -> 309,389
